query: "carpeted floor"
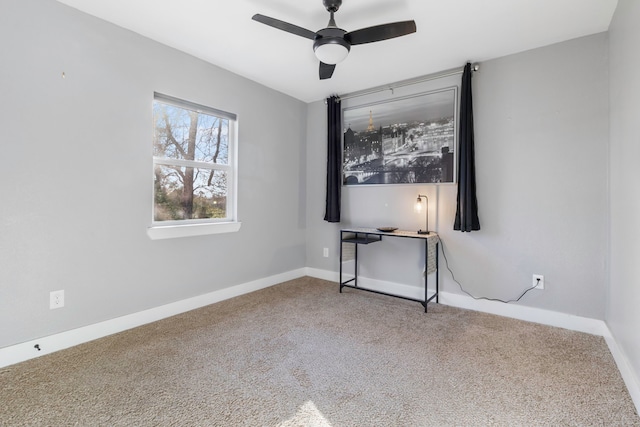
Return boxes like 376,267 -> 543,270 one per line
1,277 -> 638,426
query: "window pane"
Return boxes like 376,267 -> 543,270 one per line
153,102 -> 229,164
154,165 -> 227,221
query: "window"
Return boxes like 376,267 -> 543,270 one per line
149,93 -> 239,239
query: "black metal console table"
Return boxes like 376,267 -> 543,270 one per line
339,228 -> 439,312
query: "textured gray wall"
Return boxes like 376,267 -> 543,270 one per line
0,0 -> 307,347
608,0 -> 640,396
306,33 -> 609,319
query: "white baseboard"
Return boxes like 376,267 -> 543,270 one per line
305,267 -> 640,414
603,329 -> 640,412
0,268 -> 306,369
438,292 -> 608,336
305,267 -> 339,283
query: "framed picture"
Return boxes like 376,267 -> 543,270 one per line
342,87 -> 457,185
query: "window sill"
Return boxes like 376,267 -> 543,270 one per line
147,221 -> 241,240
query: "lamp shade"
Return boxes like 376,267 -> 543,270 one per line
416,194 -> 429,234
314,39 -> 350,64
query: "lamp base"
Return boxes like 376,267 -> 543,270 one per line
417,229 -> 430,235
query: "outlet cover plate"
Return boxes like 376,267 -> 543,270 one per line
533,274 -> 544,290
50,290 -> 65,309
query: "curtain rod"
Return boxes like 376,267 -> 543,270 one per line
329,63 -> 479,103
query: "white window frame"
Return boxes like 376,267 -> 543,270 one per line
147,93 -> 240,240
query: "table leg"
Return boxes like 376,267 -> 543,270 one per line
354,242 -> 359,287
436,241 -> 439,304
339,231 -> 343,293
424,239 -> 429,313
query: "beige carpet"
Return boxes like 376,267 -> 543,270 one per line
1,277 -> 638,426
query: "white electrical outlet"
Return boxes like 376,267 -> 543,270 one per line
323,247 -> 329,258
50,290 -> 65,309
533,274 -> 544,290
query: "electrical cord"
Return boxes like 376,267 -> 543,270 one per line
438,240 -> 539,303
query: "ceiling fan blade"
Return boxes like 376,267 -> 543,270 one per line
252,14 -> 316,40
345,20 -> 416,45
319,62 -> 336,80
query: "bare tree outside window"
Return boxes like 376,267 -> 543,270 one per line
152,96 -> 233,222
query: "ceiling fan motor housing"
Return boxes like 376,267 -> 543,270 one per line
323,0 -> 342,12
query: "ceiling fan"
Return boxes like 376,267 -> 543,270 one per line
252,0 -> 417,80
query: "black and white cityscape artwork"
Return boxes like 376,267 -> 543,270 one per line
343,88 -> 457,185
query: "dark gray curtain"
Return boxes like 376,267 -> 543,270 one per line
454,63 -> 481,231
324,96 -> 341,223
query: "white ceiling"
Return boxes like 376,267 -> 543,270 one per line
56,0 -> 618,103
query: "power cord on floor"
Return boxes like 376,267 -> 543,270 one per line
438,240 -> 539,303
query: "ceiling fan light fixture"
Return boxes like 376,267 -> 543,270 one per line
313,38 -> 350,64
253,0 -> 416,80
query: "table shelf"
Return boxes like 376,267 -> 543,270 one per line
341,236 -> 382,245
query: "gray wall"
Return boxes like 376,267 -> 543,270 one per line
608,0 -> 640,394
306,33 -> 609,319
0,0 -> 307,347
2,1 -> 633,390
